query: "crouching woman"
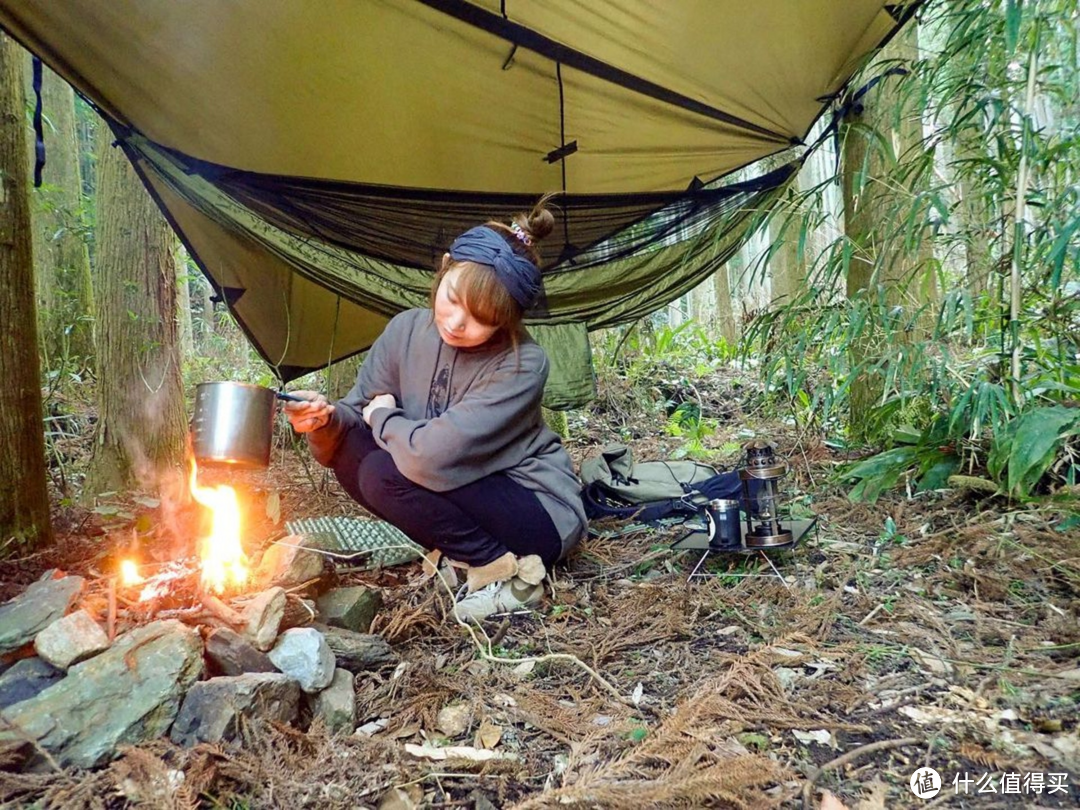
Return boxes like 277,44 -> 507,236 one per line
284,200 -> 586,621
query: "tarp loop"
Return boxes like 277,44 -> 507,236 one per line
807,65 -> 909,164
31,57 -> 45,188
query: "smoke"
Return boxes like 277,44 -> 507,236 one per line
105,362 -> 192,560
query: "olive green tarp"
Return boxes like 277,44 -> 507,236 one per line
0,1 -> 919,407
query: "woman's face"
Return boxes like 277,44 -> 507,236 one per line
434,264 -> 499,348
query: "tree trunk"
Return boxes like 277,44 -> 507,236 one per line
0,33 -> 52,553
176,245 -> 194,359
763,153 -> 805,308
324,357 -> 359,402
199,276 -> 216,347
713,260 -> 738,345
842,24 -> 932,440
953,127 -> 995,301
768,198 -> 804,308
25,59 -> 94,365
85,123 -> 187,497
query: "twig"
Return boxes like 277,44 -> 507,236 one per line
861,694 -> 920,721
107,577 -> 117,642
859,603 -> 885,626
801,737 -> 919,810
608,320 -> 641,367
488,618 -> 511,648
199,591 -> 244,626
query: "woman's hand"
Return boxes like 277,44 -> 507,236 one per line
362,393 -> 397,426
283,390 -> 335,433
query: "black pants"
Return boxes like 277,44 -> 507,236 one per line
327,422 -> 562,568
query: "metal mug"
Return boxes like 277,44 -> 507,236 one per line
706,498 -> 742,550
191,382 -> 300,468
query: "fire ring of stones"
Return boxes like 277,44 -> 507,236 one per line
0,535 -> 397,770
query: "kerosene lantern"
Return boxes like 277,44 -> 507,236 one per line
739,440 -> 792,548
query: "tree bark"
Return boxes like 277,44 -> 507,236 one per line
25,59 -> 94,365
198,275 -> 216,347
85,122 -> 187,496
0,33 -> 52,552
176,245 -> 194,359
713,260 -> 739,345
841,24 -> 933,440
768,195 -> 804,308
763,153 -> 805,308
953,130 -> 995,301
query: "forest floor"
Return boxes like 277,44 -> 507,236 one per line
2,366 -> 1080,809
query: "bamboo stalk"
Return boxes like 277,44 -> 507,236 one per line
1010,23 -> 1040,405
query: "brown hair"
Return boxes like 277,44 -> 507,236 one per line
430,195 -> 557,345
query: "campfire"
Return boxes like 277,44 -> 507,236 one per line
0,454 -> 395,772
119,461 -> 249,606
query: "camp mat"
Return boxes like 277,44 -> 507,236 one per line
285,516 -> 424,570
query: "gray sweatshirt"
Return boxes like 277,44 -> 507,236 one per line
306,309 -> 587,557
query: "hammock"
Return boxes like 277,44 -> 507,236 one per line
0,1 -> 921,405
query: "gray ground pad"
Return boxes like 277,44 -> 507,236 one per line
284,517 -> 424,569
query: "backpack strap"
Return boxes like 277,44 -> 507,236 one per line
581,482 -> 702,524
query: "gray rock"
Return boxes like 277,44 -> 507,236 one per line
268,627 -> 335,693
0,620 -> 203,769
436,703 -> 472,738
241,587 -> 286,651
0,573 -> 84,655
34,609 -> 110,670
0,657 -> 62,710
205,627 -> 276,676
170,673 -> 300,747
316,586 -> 382,634
307,668 -> 355,734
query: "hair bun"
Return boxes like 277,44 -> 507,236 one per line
525,204 -> 555,243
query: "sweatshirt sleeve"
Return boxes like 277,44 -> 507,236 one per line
305,313 -> 405,466
368,347 -> 548,491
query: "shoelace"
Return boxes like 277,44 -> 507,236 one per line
456,580 -> 504,601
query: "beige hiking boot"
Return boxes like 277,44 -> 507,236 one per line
453,577 -> 544,621
453,553 -> 548,621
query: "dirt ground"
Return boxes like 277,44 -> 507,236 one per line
2,385 -> 1080,809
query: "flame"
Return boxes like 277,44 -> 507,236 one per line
120,559 -> 144,586
119,559 -> 170,601
189,461 -> 249,593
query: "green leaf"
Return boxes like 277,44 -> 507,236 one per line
1002,406 -> 1080,497
844,447 -> 918,503
917,458 -> 960,492
1004,0 -> 1023,56
92,505 -> 120,516
892,425 -> 923,445
1055,514 -> 1080,533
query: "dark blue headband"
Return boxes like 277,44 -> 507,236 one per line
448,226 -> 541,309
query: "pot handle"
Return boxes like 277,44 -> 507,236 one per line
275,390 -> 306,403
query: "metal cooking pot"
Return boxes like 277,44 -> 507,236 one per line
191,382 -> 302,468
